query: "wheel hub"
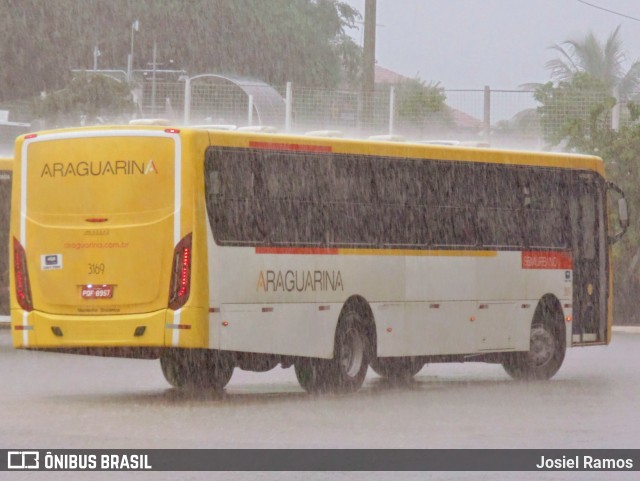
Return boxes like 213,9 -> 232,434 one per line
341,328 -> 365,378
529,325 -> 555,367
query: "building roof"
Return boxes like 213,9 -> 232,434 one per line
374,66 -> 483,130
448,107 -> 483,130
375,65 -> 411,84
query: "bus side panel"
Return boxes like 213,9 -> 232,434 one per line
206,241 -> 339,358
164,130 -> 211,349
205,246 -> 571,359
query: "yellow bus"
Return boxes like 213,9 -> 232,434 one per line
9,126 -> 628,393
0,156 -> 11,322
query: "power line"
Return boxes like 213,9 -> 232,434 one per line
576,0 -> 640,22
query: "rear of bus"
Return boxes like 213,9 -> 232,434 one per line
0,157 -> 12,323
10,127 -> 209,355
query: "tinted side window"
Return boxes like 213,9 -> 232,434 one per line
205,148 -> 571,251
206,149 -> 265,244
326,155 -> 378,246
523,169 -> 569,249
477,165 -> 524,248
430,163 -> 478,247
375,159 -> 429,246
262,152 -> 329,245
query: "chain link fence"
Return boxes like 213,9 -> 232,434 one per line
136,80 -> 633,150
2,75 -> 638,151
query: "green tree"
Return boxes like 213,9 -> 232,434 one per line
35,72 -> 133,127
598,121 -> 640,324
395,78 -> 448,129
533,72 -> 640,324
545,26 -> 640,100
0,0 -> 362,102
534,73 -> 616,151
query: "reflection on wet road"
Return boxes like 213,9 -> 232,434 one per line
1,329 -> 638,480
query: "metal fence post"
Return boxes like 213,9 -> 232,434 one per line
483,85 -> 491,143
285,82 -> 292,132
388,86 -> 395,135
183,77 -> 191,125
248,94 -> 254,126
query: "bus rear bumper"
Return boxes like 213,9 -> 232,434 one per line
11,309 -> 168,349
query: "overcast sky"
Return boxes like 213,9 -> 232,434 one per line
343,0 -> 640,90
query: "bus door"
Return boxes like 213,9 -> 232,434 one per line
570,174 -> 607,344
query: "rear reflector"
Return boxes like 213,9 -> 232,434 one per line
14,325 -> 34,331
165,324 -> 192,330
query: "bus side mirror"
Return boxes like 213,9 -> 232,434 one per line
607,182 -> 629,244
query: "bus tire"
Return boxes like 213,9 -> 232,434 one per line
160,349 -> 234,390
370,357 -> 424,381
295,310 -> 370,393
294,358 -> 334,394
502,300 -> 566,381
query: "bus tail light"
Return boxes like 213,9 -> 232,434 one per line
168,233 -> 192,310
13,237 -> 33,312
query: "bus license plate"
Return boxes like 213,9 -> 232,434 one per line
81,285 -> 114,299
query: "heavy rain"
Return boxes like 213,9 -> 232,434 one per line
1,1 -> 640,479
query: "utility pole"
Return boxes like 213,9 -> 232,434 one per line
361,0 -> 377,130
127,19 -> 139,82
151,39 -> 157,115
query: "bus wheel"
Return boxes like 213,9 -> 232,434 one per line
503,303 -> 565,381
160,349 -> 234,390
295,310 -> 370,393
370,357 -> 424,381
294,358 -> 333,394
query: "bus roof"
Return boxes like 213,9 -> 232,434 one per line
205,129 -> 605,176
15,126 -> 605,176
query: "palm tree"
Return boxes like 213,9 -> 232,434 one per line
545,26 -> 640,101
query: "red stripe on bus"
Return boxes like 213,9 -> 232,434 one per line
255,247 -> 339,255
521,251 -> 573,270
249,141 -> 332,153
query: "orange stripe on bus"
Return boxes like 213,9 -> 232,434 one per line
256,247 -> 339,255
249,141 -> 332,153
255,247 -> 496,257
340,248 -> 497,257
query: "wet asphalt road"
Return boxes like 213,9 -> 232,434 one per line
1,327 -> 638,481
